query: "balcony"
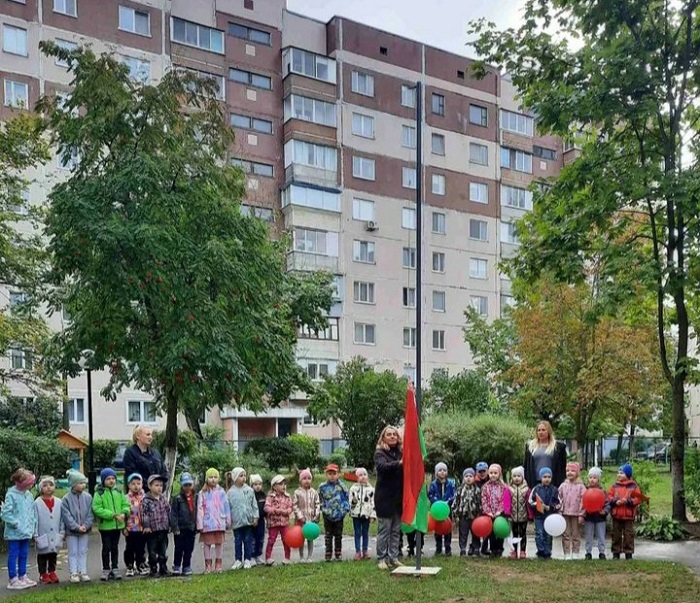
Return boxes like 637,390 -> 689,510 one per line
286,251 -> 338,272
284,163 -> 338,189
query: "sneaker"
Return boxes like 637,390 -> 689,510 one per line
125,568 -> 135,577
377,560 -> 389,570
39,573 -> 51,584
159,569 -> 172,577
520,551 -> 527,559
282,559 -> 291,565
599,553 -> 607,560
243,560 -> 252,570
585,553 -> 592,560
255,556 -> 264,565
625,553 -> 633,560
149,569 -> 159,578
214,560 -> 223,573
509,551 -> 518,559
172,566 -> 181,576
354,552 -> 362,560
69,574 -> 80,584
231,561 -> 243,570
613,553 -> 621,559
183,567 -> 193,576
49,572 -> 60,583
139,564 -> 151,576
101,569 -> 111,581
391,559 -> 404,567
112,568 -> 122,580
7,578 -> 25,590
265,558 -> 274,566
19,576 -> 36,587
467,549 -> 474,557
362,552 -> 371,560
460,550 -> 466,557
80,573 -> 91,582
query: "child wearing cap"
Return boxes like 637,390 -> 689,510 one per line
93,467 -> 130,580
349,467 -> 376,560
61,469 -> 93,583
474,461 -> 490,555
141,475 -> 170,577
124,473 -> 148,576
264,475 -> 294,565
293,468 -> 320,562
508,466 -> 531,559
528,467 -> 560,559
227,467 -> 259,570
584,467 -> 609,560
34,475 -> 64,584
196,468 -> 231,573
558,462 -> 586,560
608,463 -> 645,560
428,462 -> 456,556
2,468 -> 38,590
319,464 -> 350,561
170,472 -> 198,575
452,468 -> 482,556
250,474 -> 266,564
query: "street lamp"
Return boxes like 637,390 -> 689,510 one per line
78,349 -> 95,494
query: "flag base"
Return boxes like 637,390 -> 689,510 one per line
391,565 -> 442,577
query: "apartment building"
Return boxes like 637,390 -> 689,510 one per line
0,0 -> 566,448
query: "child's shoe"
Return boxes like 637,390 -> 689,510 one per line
508,550 -> 518,559
613,553 -> 621,559
111,568 -> 122,580
139,563 -> 150,576
282,558 -> 291,565
585,553 -> 592,560
265,558 -> 274,566
599,553 -> 606,560
100,569 -> 110,581
214,559 -> 223,573
39,573 -> 51,584
377,560 -> 389,570
7,578 -> 25,590
362,551 -> 371,560
231,560 -> 243,570
625,553 -> 633,560
519,551 -> 527,559
255,556 -> 264,565
79,573 -> 91,582
354,552 -> 362,560
171,566 -> 181,576
183,567 -> 193,576
125,566 -> 135,577
19,576 -> 36,587
49,571 -> 60,583
69,573 -> 80,584
243,560 -> 252,570
204,560 -> 212,574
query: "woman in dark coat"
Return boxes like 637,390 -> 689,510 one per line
374,425 -> 403,570
122,425 -> 168,485
524,420 -> 567,487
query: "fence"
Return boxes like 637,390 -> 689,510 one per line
234,438 -> 346,456
576,436 -> 700,470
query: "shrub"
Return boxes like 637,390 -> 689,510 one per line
636,515 -> 688,541
244,438 -> 293,471
685,447 -> 700,521
287,434 -> 320,471
152,429 -> 199,471
627,460 -> 656,522
188,444 -> 238,486
329,451 -> 347,469
92,439 -> 119,471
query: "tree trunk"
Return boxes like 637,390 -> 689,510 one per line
184,408 -> 204,439
671,379 -> 687,521
615,431 -> 624,466
628,425 -> 636,459
164,388 -> 179,498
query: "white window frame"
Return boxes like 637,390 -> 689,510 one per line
432,290 -> 446,313
401,84 -> 416,108
353,281 -> 376,304
230,113 -> 273,134
287,139 -> 337,171
54,39 -> 78,67
351,113 -> 374,138
352,156 -> 375,180
54,0 -> 77,17
119,5 -> 151,37
432,211 -> 446,234
402,246 -> 416,269
431,93 -> 445,115
284,47 -> 336,84
352,198 -> 375,221
500,109 -> 534,136
432,330 -> 446,351
431,133 -> 445,155
351,71 -> 374,97
469,219 -> 488,241
501,148 -> 533,173
127,400 -> 158,424
230,68 -> 271,90
402,167 -> 417,189
402,125 -> 416,149
285,95 -> 336,127
231,158 -> 274,177
501,185 -> 533,210
501,221 -> 520,245
402,207 -> 416,230
470,258 -> 488,279
403,327 -> 417,349
68,397 -> 86,424
354,322 -> 376,345
432,174 -> 445,195
353,240 -> 375,264
432,252 -> 445,273
293,228 -> 339,256
171,17 -> 224,54
3,79 -> 28,108
402,287 -> 416,309
469,142 -> 489,166
282,184 -> 340,212
228,22 -> 271,46
179,67 -> 225,100
469,104 -> 488,127
471,295 -> 489,316
2,24 -> 28,57
9,347 -> 33,370
469,182 -> 488,204
121,55 -> 150,84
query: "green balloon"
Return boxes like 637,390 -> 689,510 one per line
430,500 -> 450,521
302,522 -> 321,540
401,523 -> 416,534
493,516 -> 511,539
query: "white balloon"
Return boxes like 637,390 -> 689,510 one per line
544,513 -> 566,537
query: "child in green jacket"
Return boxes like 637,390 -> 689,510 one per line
93,468 -> 130,581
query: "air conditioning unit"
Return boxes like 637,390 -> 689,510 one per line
365,220 -> 378,231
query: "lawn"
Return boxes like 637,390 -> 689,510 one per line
17,558 -> 700,603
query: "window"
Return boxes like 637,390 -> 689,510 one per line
281,184 -> 340,212
402,246 -> 416,269
402,125 -> 416,149
533,145 -> 556,161
471,295 -> 488,316
304,361 -> 333,382
352,156 -> 375,180
469,104 -> 487,126
500,109 -> 534,136
431,93 -> 445,115
303,414 -> 318,426
121,56 -> 150,84
403,327 -> 416,348
432,174 -> 445,195
353,240 -> 375,263
353,281 -> 375,304
502,185 -> 533,210
432,290 -> 446,312
231,158 -> 274,177
9,347 -> 33,370
8,186 -> 28,215
57,147 -> 79,170
402,287 -> 416,308
285,95 -> 336,127
3,25 -> 28,56
9,291 -> 30,309
501,221 -> 519,244
119,6 -> 150,36
469,142 -> 488,165
469,219 -> 488,241
128,400 -> 157,423
351,71 -> 374,96
432,211 -> 446,234
352,198 -> 375,221
431,133 -> 445,155
469,182 -> 488,204
298,317 -> 340,341
228,22 -> 270,45
501,147 -> 533,173
402,207 -> 416,230
401,85 -> 416,108
293,228 -> 338,256
54,39 -> 78,67
351,113 -> 374,138
179,68 -> 225,100
402,167 -> 417,189
432,252 -> 445,273
240,204 -> 273,222
354,322 -> 376,345
230,113 -> 273,134
230,68 -> 271,90
3,79 -> 28,108
68,398 -> 85,423
286,140 -> 337,171
54,0 -> 77,17
432,330 -> 445,351
470,258 -> 488,279
284,48 -> 335,84
172,18 -> 224,53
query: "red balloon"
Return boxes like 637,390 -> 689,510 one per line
283,525 -> 305,549
583,488 -> 606,513
434,518 -> 453,536
427,515 -> 437,533
471,515 -> 493,539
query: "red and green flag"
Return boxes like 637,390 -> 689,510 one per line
401,385 -> 430,532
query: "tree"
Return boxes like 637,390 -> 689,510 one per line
38,44 -> 333,478
423,368 -> 500,414
308,357 -> 407,469
469,0 -> 700,520
0,396 -> 62,435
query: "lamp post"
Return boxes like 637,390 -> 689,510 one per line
78,349 -> 95,494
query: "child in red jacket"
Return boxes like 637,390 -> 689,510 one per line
607,464 -> 645,559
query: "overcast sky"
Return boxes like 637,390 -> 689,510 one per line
286,0 -> 527,58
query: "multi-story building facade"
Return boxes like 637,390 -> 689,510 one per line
0,0 -> 565,450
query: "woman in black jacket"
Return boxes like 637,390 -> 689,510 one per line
374,425 -> 403,570
122,425 -> 168,486
524,420 -> 568,487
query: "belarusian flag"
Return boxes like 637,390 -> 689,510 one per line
401,385 -> 430,532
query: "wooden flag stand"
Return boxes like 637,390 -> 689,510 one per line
391,532 -> 442,578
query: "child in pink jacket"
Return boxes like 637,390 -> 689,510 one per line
480,463 -> 511,558
558,462 -> 586,559
264,475 -> 293,565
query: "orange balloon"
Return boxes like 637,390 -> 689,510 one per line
471,515 -> 493,539
583,488 -> 606,513
434,518 -> 453,536
283,525 -> 305,549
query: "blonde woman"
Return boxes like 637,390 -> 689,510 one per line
374,426 -> 403,570
524,421 -> 567,487
122,425 -> 168,487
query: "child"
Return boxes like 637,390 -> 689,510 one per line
475,461 -> 490,555
141,474 -> 170,577
2,468 -> 38,590
528,467 -> 560,560
250,474 -> 266,565
170,472 -> 197,575
293,468 -> 320,562
558,462 -> 586,560
93,467 -> 130,580
480,463 -> 511,558
61,469 -> 93,583
428,462 -> 456,556
349,467 -> 376,560
124,473 -> 148,576
608,463 -> 644,560
508,466 -> 531,559
451,468 -> 482,557
584,467 -> 609,560
34,476 -> 64,584
265,474 -> 294,564
318,463 -> 350,561
196,468 -> 231,573
227,467 -> 259,570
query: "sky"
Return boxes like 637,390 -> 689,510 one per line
285,0 -> 528,59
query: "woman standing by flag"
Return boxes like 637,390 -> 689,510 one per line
374,426 -> 403,570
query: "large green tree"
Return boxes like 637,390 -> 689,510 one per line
38,43 -> 333,475
469,0 -> 700,520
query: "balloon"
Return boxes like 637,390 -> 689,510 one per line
430,501 -> 450,521
302,522 -> 321,541
283,525 -> 305,549
493,516 -> 511,539
434,518 -> 453,536
582,489 -> 606,514
427,515 -> 437,533
401,523 -> 416,534
471,515 -> 493,539
544,514 -> 566,537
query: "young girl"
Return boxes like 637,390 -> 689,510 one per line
558,462 -> 586,560
480,463 -> 511,558
452,468 -> 481,556
124,473 -> 148,576
608,463 -> 645,560
250,474 -> 267,565
2,468 -> 38,590
227,467 -> 259,570
196,468 -> 231,573
584,467 -> 609,560
528,467 -> 560,559
293,468 -> 320,562
264,475 -> 293,565
61,469 -> 93,583
349,467 -> 376,560
428,462 -> 456,556
170,472 -> 198,575
34,476 -> 64,584
508,466 -> 531,559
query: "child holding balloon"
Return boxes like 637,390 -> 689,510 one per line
428,463 -> 456,556
528,467 -> 561,560
349,468 -> 376,560
452,468 -> 482,556
558,462 -> 586,560
583,467 -> 609,560
480,464 -> 511,558
293,468 -> 320,562
264,475 -> 294,565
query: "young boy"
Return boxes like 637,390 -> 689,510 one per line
170,472 -> 197,575
61,470 -> 93,583
92,467 -> 130,580
141,474 -> 170,576
250,474 -> 266,565
608,463 -> 645,560
584,467 -> 609,560
475,461 -> 490,555
451,468 -> 482,556
528,467 -> 560,560
318,463 -> 350,561
124,473 -> 148,576
428,462 -> 456,556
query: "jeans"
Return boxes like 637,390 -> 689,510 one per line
173,529 -> 196,569
266,526 -> 290,560
376,513 -> 401,562
233,526 -> 254,561
100,529 -> 121,570
147,530 -> 169,572
324,517 -> 344,558
584,520 -> 606,555
511,521 -> 528,552
435,533 -> 452,554
252,520 -> 265,558
352,517 -> 370,553
534,516 -> 552,558
7,539 -> 30,580
457,517 -> 473,553
67,534 -> 89,574
124,531 -> 147,568
37,553 -> 57,574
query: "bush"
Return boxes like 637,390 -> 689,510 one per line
422,412 -> 531,478
685,447 -> 700,521
329,451 -> 347,469
287,434 -> 320,470
244,438 -> 293,471
627,460 -> 656,522
188,444 -> 238,486
152,429 -> 199,471
637,515 -> 688,541
92,439 -> 119,471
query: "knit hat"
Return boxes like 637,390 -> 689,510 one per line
249,473 -> 263,485
147,474 -> 165,487
230,467 -> 245,484
476,462 -> 488,472
66,469 -> 87,487
539,467 -> 553,480
180,472 -> 194,486
588,467 -> 602,479
435,462 -> 448,474
488,463 -> 502,477
205,468 -> 220,480
462,468 -> 475,478
566,462 -> 580,474
355,467 -> 368,478
511,466 -> 525,478
100,468 -> 117,484
271,474 -> 286,487
38,475 -> 55,491
127,473 -> 143,484
299,468 -> 313,480
619,463 -> 633,479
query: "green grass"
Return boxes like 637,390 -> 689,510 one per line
17,558 -> 700,603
